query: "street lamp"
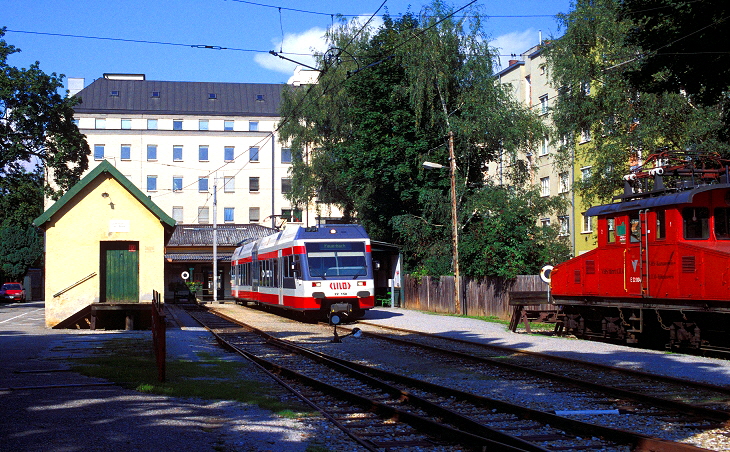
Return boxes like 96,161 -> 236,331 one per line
423,132 -> 461,315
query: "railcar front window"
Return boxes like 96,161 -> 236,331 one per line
607,218 -> 616,243
306,242 -> 367,279
683,207 -> 709,239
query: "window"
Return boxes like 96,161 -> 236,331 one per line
95,118 -> 106,129
198,207 -> 210,224
224,120 -> 234,131
147,176 -> 157,192
173,145 -> 183,162
559,172 -> 569,194
281,148 -> 292,164
199,145 -> 208,161
540,137 -> 549,156
715,208 -> 730,239
656,209 -> 666,240
582,214 -> 592,233
121,145 -> 131,160
559,216 -> 569,236
249,177 -> 260,192
172,207 -> 183,224
199,120 -> 209,131
282,208 -> 303,223
224,146 -> 234,162
281,178 -> 292,194
151,91 -> 160,98
208,93 -> 217,99
110,90 -> 119,97
580,129 -> 591,143
683,207 -> 709,239
249,147 -> 259,162
607,218 -> 616,243
581,81 -> 591,96
173,120 -> 183,131
94,145 -> 105,160
224,207 -> 234,223
249,207 -> 260,222
121,119 -> 131,129
581,166 -> 592,181
256,94 -> 264,101
173,176 -> 183,192
539,94 -> 548,115
541,218 -> 550,227
540,177 -> 550,197
147,119 -> 158,130
629,213 -> 641,243
147,144 -> 157,160
249,121 -> 259,131
198,177 -> 209,192
224,176 -> 235,193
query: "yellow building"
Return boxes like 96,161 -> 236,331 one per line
34,161 -> 175,328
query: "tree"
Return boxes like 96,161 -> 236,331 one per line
619,0 -> 730,108
280,2 -> 565,277
545,0 -> 729,205
0,29 -> 89,281
1,28 -> 90,200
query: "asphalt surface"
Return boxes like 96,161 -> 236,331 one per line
0,301 -> 315,452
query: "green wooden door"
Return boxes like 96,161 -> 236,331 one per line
105,242 -> 139,303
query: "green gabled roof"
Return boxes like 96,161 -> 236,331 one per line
34,160 -> 176,229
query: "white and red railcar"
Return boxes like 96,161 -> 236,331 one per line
231,224 -> 375,320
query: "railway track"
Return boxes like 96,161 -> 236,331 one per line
188,304 -> 718,451
353,321 -> 730,421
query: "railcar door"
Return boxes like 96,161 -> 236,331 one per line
621,213 -> 645,296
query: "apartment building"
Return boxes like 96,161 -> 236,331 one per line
69,73 -> 339,229
495,45 -> 597,256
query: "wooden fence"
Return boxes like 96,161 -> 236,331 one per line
402,274 -> 550,319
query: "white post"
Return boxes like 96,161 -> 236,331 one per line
213,177 -> 218,303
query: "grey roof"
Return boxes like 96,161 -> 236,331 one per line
74,78 -> 286,117
167,223 -> 276,247
165,252 -> 233,262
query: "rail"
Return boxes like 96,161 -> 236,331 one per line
151,290 -> 166,382
52,272 -> 97,298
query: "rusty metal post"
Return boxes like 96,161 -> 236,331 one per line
151,290 -> 166,382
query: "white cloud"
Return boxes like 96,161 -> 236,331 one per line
254,27 -> 329,75
255,15 -> 385,77
490,29 -> 540,70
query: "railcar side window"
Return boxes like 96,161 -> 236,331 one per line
655,210 -> 666,240
629,213 -> 640,243
715,207 -> 730,239
607,218 -> 616,243
683,207 -> 709,239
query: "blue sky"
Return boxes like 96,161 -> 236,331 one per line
4,0 -> 571,88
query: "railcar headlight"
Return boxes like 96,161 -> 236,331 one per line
312,282 -> 321,287
357,281 -> 366,286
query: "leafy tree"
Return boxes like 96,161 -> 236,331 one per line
619,0 -> 730,108
545,0 -> 729,205
280,2 -> 564,277
1,28 -> 89,200
0,224 -> 42,281
0,29 -> 88,281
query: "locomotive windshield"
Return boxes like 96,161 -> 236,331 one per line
305,242 -> 367,279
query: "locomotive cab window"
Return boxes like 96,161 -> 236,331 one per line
715,207 -> 730,239
629,213 -> 640,243
607,218 -> 616,243
655,209 -> 666,240
683,207 -> 709,239
306,242 -> 367,278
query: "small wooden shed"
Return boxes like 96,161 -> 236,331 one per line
34,161 -> 176,328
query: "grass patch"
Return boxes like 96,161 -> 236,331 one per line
70,337 -> 314,417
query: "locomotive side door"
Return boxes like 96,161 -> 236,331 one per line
620,213 -> 644,296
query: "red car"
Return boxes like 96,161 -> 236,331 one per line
2,283 -> 26,302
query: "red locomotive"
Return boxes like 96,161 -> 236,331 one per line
550,150 -> 730,350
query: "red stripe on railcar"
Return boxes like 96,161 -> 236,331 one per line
258,251 -> 279,260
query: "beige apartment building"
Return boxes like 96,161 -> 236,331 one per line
495,45 -> 594,255
67,73 -> 341,229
